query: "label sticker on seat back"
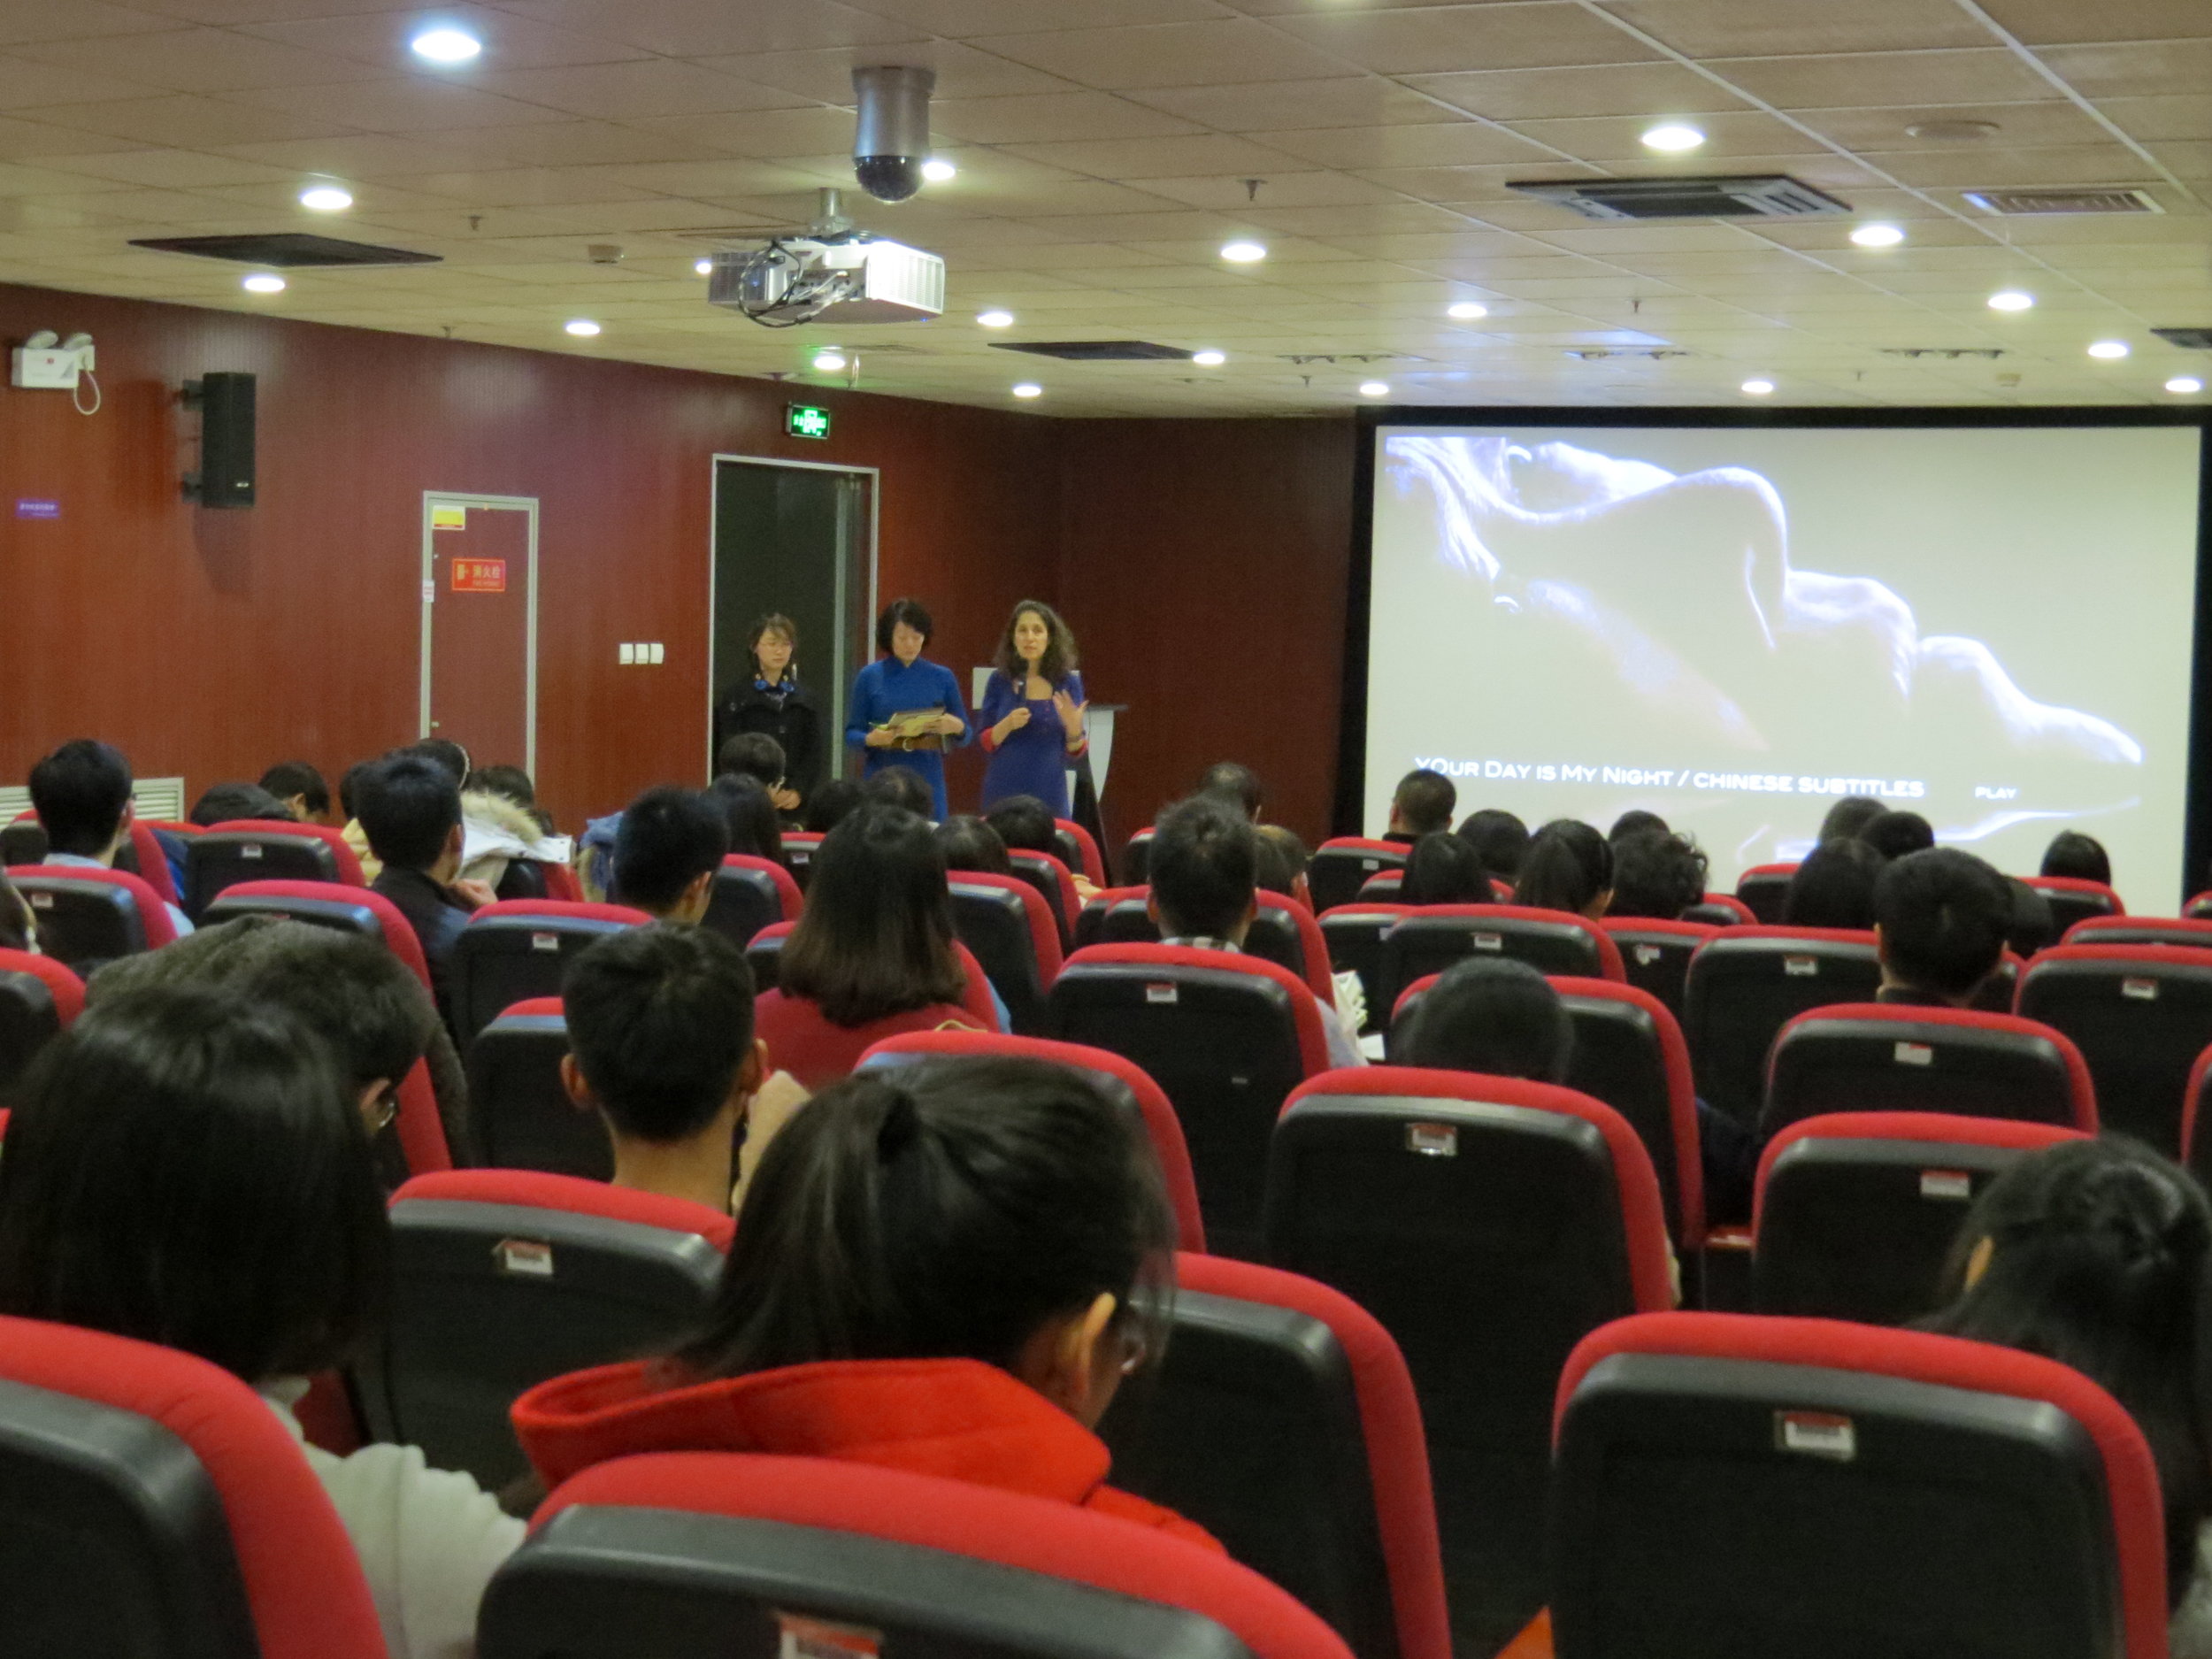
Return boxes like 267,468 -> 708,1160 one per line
1145,982 -> 1178,1005
1472,933 -> 1502,952
494,1239 -> 553,1278
241,843 -> 263,859
1784,956 -> 1817,977
1407,1122 -> 1458,1157
1775,1410 -> 1855,1462
531,932 -> 558,953
1920,1170 -> 1972,1201
778,1613 -> 881,1659
2124,978 -> 2160,1001
1635,944 -> 1661,964
1893,1041 -> 1933,1066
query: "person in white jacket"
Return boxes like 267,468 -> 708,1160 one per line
0,986 -> 522,1659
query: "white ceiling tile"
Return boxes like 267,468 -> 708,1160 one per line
1249,121 -> 1561,168
471,61 -> 812,122
1269,4 -> 1667,75
31,93 -> 356,147
964,19 -> 1349,88
1597,0 -> 1994,58
932,90 -> 1204,144
496,0 -> 926,58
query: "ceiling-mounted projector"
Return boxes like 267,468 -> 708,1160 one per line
706,188 -> 944,327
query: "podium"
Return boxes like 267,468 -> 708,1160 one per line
1071,704 -> 1125,884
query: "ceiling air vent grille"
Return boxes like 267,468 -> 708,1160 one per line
1509,174 -> 1849,221
2153,327 -> 2212,351
1962,188 -> 2161,216
991,341 -> 1193,361
128,233 -> 440,267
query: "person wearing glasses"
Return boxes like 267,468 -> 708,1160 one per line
511,1056 -> 1217,1548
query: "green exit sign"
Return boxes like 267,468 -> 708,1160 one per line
786,403 -> 832,441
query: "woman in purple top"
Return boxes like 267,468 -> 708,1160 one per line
978,601 -> 1088,817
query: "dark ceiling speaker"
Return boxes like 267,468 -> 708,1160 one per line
182,373 -> 256,509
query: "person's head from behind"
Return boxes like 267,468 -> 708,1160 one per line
983,795 -> 1057,856
1922,1136 -> 2210,1602
28,739 -> 133,860
1195,762 -> 1263,823
716,733 -> 786,791
865,764 -> 935,820
403,738 -> 471,784
613,787 -> 730,924
1875,848 -> 2012,1003
1817,795 -> 1886,844
710,773 -> 786,865
189,780 -> 292,828
1456,809 -> 1530,881
1252,824 -> 1310,903
338,759 -> 376,826
1148,795 -> 1258,942
1607,830 -> 1709,920
1397,958 -> 1572,1084
2042,830 -> 2112,887
562,925 -> 763,1150
259,760 -> 330,822
1389,768 -> 1456,839
935,815 -> 1011,877
465,764 -> 535,810
750,613 -> 797,683
1782,839 -> 1886,931
877,597 -> 933,664
1514,819 -> 1614,920
804,777 -> 864,834
357,755 -> 463,879
0,987 -> 388,1384
779,803 -> 964,1026
1401,831 -> 1489,906
1860,809 -> 1935,861
1608,809 -> 1668,845
680,1056 -> 1173,1429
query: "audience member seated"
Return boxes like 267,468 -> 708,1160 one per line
260,759 -> 332,824
359,754 -> 495,1026
2043,829 -> 2113,887
511,1057 -> 1215,1548
456,764 -> 557,894
1876,849 -> 2013,1008
1607,809 -> 1668,845
710,773 -> 789,868
611,787 -> 728,925
1394,958 -> 1571,1083
1918,1136 -> 2212,1642
189,780 -> 294,827
1607,830 -> 1708,920
1254,824 -> 1311,903
935,814 -> 1013,876
716,733 -> 787,796
27,738 -> 192,939
1146,795 -> 1362,1069
987,791 -> 1100,901
864,764 -> 937,822
338,759 -> 382,880
2009,876 -> 2058,957
561,925 -> 808,1221
1512,820 -> 1613,921
0,987 -> 522,1656
0,868 -> 35,953
1400,832 -> 1490,906
1386,769 -> 1457,845
1781,838 -> 1886,931
466,764 -> 551,836
755,803 -> 989,1086
1817,794 -> 1886,844
1457,809 -> 1531,886
1196,760 -> 1264,823
1860,809 -> 1936,861
803,777 -> 864,834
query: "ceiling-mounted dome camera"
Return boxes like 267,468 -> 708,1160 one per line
852,65 -> 935,204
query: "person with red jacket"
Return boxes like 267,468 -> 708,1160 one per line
511,1055 -> 1215,1550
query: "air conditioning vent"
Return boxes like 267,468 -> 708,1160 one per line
2152,327 -> 2212,350
1962,188 -> 2161,216
1509,175 -> 1849,220
990,341 -> 1194,361
129,233 -> 440,267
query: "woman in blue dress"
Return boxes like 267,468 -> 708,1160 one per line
847,598 -> 969,819
978,600 -> 1088,817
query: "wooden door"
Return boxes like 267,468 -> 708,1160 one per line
422,497 -> 536,771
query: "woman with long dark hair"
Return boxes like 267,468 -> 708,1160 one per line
713,613 -> 824,818
1513,819 -> 1613,920
847,598 -> 968,820
979,600 -> 1087,818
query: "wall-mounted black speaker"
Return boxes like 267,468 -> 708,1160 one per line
182,372 -> 256,508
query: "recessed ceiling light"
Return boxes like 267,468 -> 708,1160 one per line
1640,123 -> 1706,152
564,319 -> 600,337
1447,300 -> 1488,319
920,157 -> 956,183
694,257 -> 713,276
1741,378 -> 1776,396
2167,376 -> 2204,395
1907,119 -> 1999,142
410,27 -> 481,64
976,309 -> 1014,328
1359,380 -> 1390,397
1987,289 -> 2034,311
298,184 -> 351,211
1849,222 -> 1904,248
1192,349 -> 1226,366
1220,240 -> 1267,264
812,349 -> 847,372
1012,382 -> 1043,399
241,273 -> 285,294
2087,340 -> 2130,359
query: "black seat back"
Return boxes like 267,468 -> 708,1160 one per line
1763,1010 -> 2085,1139
2016,948 -> 2212,1156
1084,895 -> 1308,984
1319,905 -> 1407,1037
1309,843 -> 1407,916
1005,852 -> 1075,950
1733,868 -> 1794,924
1680,931 -> 1881,1126
0,821 -> 49,865
450,914 -> 634,1043
699,864 -> 781,951
465,1006 -> 611,1179
183,829 -> 345,919
1379,909 -> 1605,1010
0,967 -> 65,1091
949,879 -> 1049,1035
10,872 -> 150,975
1602,922 -> 1716,1020
204,887 -> 382,941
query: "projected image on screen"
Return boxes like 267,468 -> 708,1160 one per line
1365,424 -> 2203,909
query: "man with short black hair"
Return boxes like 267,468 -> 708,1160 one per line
715,733 -> 786,793
190,780 -> 293,828
361,754 -> 494,1021
864,765 -> 936,821
259,760 -> 331,823
29,738 -> 192,937
1195,761 -> 1263,822
561,925 -> 807,1216
1386,767 -> 1457,842
1874,847 -> 2014,1007
1148,795 -> 1363,1068
611,787 -> 730,924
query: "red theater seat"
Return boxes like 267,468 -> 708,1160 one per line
7,864 -> 178,972
1379,903 -> 1624,1009
1123,825 -> 1155,884
450,900 -> 651,1042
2024,874 -> 2125,937
1310,837 -> 1409,914
2064,914 -> 2212,952
1550,1312 -> 2169,1659
778,830 -> 823,889
202,878 -> 433,990
1320,900 -> 1415,1036
699,854 -> 802,950
1683,892 -> 1754,926
1732,861 -> 1799,924
1600,917 -> 1719,1019
482,1452 -> 1357,1659
2016,943 -> 2212,1156
1076,887 -> 1334,1006
1763,1003 -> 2096,1138
1008,849 -> 1082,942
0,948 -> 81,1090
185,819 -> 364,918
948,871 -> 1064,1035
466,997 -> 610,1180
0,1313 -> 384,1659
1680,926 -> 1882,1127
1053,817 -> 1106,886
